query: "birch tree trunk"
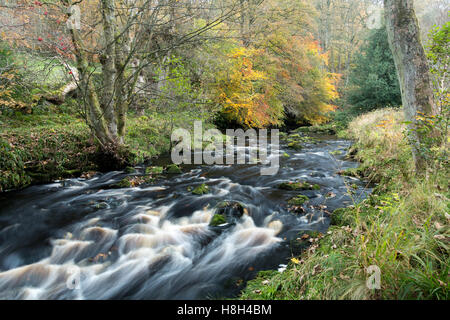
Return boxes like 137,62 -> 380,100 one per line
384,0 -> 438,172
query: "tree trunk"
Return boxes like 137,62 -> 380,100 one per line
384,0 -> 437,172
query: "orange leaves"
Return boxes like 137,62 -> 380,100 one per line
214,47 -> 280,128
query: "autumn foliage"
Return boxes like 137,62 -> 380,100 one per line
213,34 -> 339,128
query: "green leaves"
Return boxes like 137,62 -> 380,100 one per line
347,27 -> 402,114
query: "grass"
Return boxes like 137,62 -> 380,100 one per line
240,108 -> 449,300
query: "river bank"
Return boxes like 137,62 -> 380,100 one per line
0,107 -> 200,192
239,108 -> 449,300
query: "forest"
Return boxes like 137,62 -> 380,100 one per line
0,0 -> 448,302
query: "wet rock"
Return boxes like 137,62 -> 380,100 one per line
165,164 -> 182,174
215,201 -> 246,218
209,214 -> 227,227
208,201 -> 248,229
288,195 -> 309,206
337,167 -> 362,178
80,171 -> 97,179
294,125 -> 336,135
124,166 -> 136,174
288,133 -> 302,139
287,141 -> 303,151
192,183 -> 210,195
111,176 -> 154,188
278,181 -> 320,191
146,166 -> 163,175
61,180 -> 85,188
330,150 -> 342,156
114,177 -> 132,188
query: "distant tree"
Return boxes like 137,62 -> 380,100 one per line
346,27 -> 402,114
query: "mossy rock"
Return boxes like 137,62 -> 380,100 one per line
278,181 -> 318,191
330,150 -> 342,156
338,167 -> 362,178
288,133 -> 302,139
287,142 -> 302,151
114,177 -> 132,188
165,164 -> 182,174
146,166 -> 163,175
282,152 -> 290,158
288,195 -> 309,206
293,127 -> 310,133
192,183 -> 210,195
111,175 -> 154,189
209,214 -> 227,227
124,166 -> 136,174
216,201 -> 246,218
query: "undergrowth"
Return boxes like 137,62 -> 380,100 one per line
240,108 -> 449,300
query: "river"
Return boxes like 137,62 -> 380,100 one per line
0,133 -> 369,299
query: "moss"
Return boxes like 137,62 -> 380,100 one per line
124,166 -> 136,173
0,118 -> 97,192
288,195 -> 309,206
216,201 -> 246,218
165,164 -> 182,174
192,183 -> 210,195
240,109 -> 450,300
337,167 -> 361,178
282,152 -> 290,158
294,124 -> 336,135
209,214 -> 227,227
278,181 -> 318,191
287,142 -> 302,151
146,166 -> 163,175
114,177 -> 132,188
330,150 -> 342,156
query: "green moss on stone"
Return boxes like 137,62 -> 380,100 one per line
209,214 -> 227,226
146,166 -> 163,174
192,183 -> 210,195
288,195 -> 310,206
166,164 -> 182,174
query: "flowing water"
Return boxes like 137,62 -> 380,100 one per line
0,134 -> 370,299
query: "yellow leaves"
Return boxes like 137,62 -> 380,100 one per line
214,46 -> 279,128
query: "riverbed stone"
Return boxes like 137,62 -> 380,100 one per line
146,166 -> 163,175
278,181 -> 319,191
288,195 -> 309,206
216,201 -> 246,218
166,164 -> 182,174
209,213 -> 227,227
192,183 -> 210,195
124,166 -> 136,174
